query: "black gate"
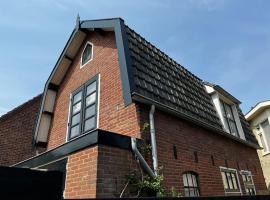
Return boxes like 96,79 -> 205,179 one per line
0,166 -> 63,199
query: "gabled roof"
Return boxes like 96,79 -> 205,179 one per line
245,100 -> 270,121
34,17 -> 258,149
204,82 -> 241,104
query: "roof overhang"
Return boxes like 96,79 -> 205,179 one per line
132,92 -> 260,149
34,18 -> 133,145
204,82 -> 241,104
245,100 -> 270,121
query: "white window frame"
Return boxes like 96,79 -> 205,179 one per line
211,93 -> 246,140
240,170 -> 256,195
257,119 -> 270,155
220,166 -> 242,196
80,41 -> 94,69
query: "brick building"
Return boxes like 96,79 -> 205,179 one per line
0,94 -> 42,166
7,18 -> 267,198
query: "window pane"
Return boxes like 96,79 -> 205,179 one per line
70,125 -> 80,138
82,44 -> 92,65
184,188 -> 190,197
72,102 -> 81,114
71,113 -> 80,126
84,117 -> 95,131
187,173 -> 193,186
221,172 -> 229,189
73,92 -> 82,104
86,93 -> 96,106
260,134 -> 267,151
229,121 -> 238,135
231,173 -> 238,189
189,188 -> 196,197
85,104 -> 96,119
87,82 -> 96,95
183,174 -> 188,187
225,103 -> 233,120
192,174 -> 198,187
227,173 -> 234,189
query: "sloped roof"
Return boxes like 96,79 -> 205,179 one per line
125,26 -> 222,130
34,17 -> 258,148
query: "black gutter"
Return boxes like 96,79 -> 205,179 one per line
15,129 -> 132,168
132,93 -> 260,149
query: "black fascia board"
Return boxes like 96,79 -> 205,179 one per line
33,27 -> 78,144
34,18 -> 134,145
14,129 -> 132,169
81,18 -> 134,106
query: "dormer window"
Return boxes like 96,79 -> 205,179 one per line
204,83 -> 246,140
220,100 -> 239,137
81,42 -> 93,68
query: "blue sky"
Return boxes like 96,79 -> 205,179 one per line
0,0 -> 269,116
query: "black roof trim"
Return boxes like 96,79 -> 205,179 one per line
14,129 -> 132,168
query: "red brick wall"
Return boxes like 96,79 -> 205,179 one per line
64,146 -> 98,198
47,31 -> 140,150
139,104 -> 266,196
44,30 -> 266,198
96,145 -> 138,198
0,95 -> 42,166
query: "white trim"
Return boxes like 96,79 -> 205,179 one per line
245,101 -> 270,120
65,94 -> 72,143
96,74 -> 101,129
219,166 -> 242,195
63,157 -> 69,199
80,41 -> 94,69
232,104 -> 246,140
259,120 -> 270,154
240,170 -> 256,195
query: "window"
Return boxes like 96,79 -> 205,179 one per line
259,133 -> 268,152
220,167 -> 241,195
182,172 -> 200,197
261,120 -> 270,153
81,42 -> 93,67
220,100 -> 239,137
68,76 -> 98,140
241,171 -> 256,195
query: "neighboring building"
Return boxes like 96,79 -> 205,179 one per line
0,94 -> 42,166
7,18 -> 266,198
246,100 -> 270,190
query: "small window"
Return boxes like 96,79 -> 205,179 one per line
182,172 -> 200,197
241,171 -> 256,195
81,42 -> 93,67
220,167 -> 241,195
220,100 -> 239,137
68,76 -> 98,140
259,133 -> 268,152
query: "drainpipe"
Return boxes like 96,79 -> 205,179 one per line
149,105 -> 158,175
131,138 -> 155,178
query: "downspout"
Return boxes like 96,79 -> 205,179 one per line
130,105 -> 158,178
131,138 -> 155,178
149,105 -> 158,175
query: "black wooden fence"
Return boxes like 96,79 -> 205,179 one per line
0,166 -> 63,199
66,196 -> 270,200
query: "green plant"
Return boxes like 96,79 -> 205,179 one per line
139,173 -> 165,197
142,122 -> 150,131
171,186 -> 182,197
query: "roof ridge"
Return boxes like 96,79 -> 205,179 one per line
0,94 -> 42,121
